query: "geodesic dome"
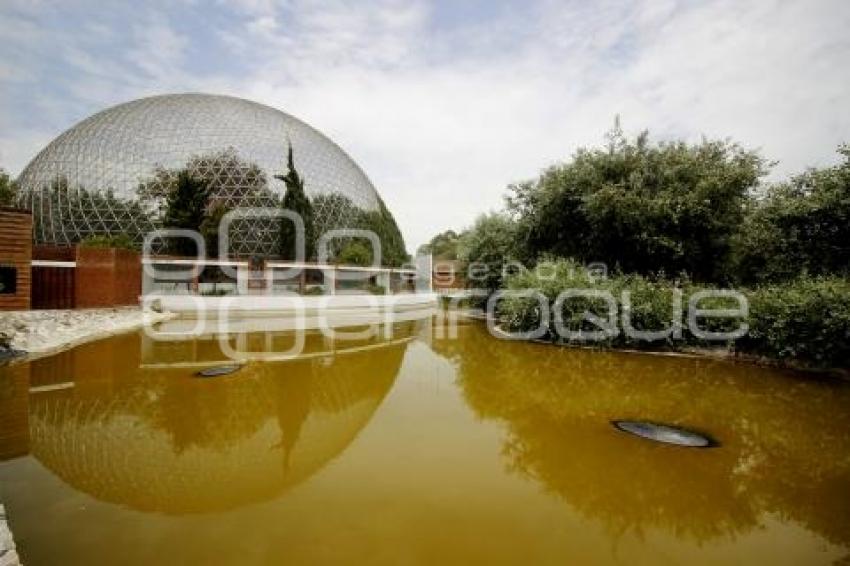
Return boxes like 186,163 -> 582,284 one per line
16,93 -> 385,256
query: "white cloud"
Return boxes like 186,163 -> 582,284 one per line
127,15 -> 190,82
1,0 -> 848,251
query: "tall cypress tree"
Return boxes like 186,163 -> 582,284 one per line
275,144 -> 314,260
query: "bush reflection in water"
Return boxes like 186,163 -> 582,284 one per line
0,319 -> 848,563
433,324 -> 850,547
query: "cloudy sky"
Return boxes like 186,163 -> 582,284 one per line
1,0 -> 848,251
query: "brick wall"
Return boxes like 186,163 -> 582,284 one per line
0,208 -> 33,311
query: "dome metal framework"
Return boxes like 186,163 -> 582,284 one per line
16,93 -> 383,256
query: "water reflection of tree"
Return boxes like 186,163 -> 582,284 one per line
26,331 -> 408,514
432,324 -> 850,548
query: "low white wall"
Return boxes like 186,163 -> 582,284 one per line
145,292 -> 438,319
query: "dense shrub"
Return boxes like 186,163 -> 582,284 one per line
337,240 -> 374,266
734,145 -> 850,284
80,234 -> 137,250
739,278 -> 850,367
419,128 -> 850,368
500,258 -> 694,349
499,259 -> 848,368
366,283 -> 387,295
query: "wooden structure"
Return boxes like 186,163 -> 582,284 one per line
32,246 -> 76,309
0,208 -> 146,311
31,246 -> 142,309
75,247 -> 141,308
0,208 -> 32,311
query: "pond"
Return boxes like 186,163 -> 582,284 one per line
1,319 -> 849,564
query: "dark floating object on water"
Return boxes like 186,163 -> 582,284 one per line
612,420 -> 717,448
196,365 -> 242,378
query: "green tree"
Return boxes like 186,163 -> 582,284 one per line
137,148 -> 271,210
0,168 -> 16,206
357,196 -> 408,266
507,125 -> 767,282
200,201 -> 231,258
161,170 -> 211,256
275,144 -> 315,260
311,192 -> 408,267
458,212 -> 519,297
28,176 -> 153,247
137,150 -> 276,257
734,145 -> 850,284
337,240 -> 373,266
417,229 -> 459,259
312,193 -> 359,245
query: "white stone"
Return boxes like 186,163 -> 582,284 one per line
0,504 -> 21,566
0,307 -> 175,356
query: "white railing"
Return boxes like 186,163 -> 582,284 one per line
141,258 -> 428,297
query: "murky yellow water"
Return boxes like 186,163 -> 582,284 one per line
1,319 -> 849,565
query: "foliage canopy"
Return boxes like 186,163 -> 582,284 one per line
734,145 -> 850,284
161,170 -> 211,256
276,144 -> 315,260
0,168 -> 16,207
506,126 -> 767,283
417,230 -> 460,259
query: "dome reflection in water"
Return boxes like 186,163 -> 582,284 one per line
3,323 -> 420,515
0,320 -> 849,565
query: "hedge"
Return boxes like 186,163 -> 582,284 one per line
497,258 -> 849,368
